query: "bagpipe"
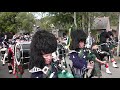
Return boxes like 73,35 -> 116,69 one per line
68,48 -> 95,78
97,43 -> 111,61
51,44 -> 74,78
77,47 -> 110,78
105,39 -> 118,50
29,60 -> 74,78
53,60 -> 74,78
53,43 -> 67,68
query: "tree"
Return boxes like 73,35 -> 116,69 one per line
49,12 -> 74,30
36,16 -> 55,30
0,12 -> 36,33
36,12 -> 119,34
0,12 -> 19,33
15,12 -> 35,33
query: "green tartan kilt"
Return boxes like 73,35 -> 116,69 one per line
91,61 -> 102,77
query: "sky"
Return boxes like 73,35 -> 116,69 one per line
32,12 -> 49,19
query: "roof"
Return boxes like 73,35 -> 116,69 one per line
92,17 -> 110,30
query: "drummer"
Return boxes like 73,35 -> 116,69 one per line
29,30 -> 73,78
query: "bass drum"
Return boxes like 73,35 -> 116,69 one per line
14,42 -> 31,69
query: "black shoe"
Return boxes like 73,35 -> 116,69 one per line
115,66 -> 119,68
9,70 -> 13,74
107,73 -> 112,75
2,64 -> 5,66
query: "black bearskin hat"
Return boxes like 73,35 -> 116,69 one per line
69,29 -> 87,50
107,31 -> 114,37
100,30 -> 109,43
29,30 -> 57,69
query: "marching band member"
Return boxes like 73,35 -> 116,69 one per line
107,31 -> 118,64
99,30 -> 112,74
99,29 -> 118,74
7,44 -> 14,74
90,43 -> 107,78
1,40 -> 9,66
107,31 -> 118,66
69,29 -> 93,78
29,30 -> 73,78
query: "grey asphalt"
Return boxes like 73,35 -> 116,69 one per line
0,56 -> 120,78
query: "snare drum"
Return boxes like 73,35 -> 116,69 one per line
14,41 -> 31,66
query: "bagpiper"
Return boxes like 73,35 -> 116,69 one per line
90,42 -> 107,78
68,29 -> 94,78
99,29 -> 118,75
29,30 -> 73,78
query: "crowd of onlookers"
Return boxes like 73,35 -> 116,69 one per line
0,32 -> 33,47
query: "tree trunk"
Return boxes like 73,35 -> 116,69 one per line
88,13 -> 91,35
74,12 -> 77,29
82,15 -> 85,30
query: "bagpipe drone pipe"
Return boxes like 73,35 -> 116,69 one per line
53,43 -> 67,68
97,43 -> 111,61
52,60 -> 74,78
107,39 -> 118,48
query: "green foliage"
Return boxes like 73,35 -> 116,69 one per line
37,16 -> 54,30
15,12 -> 35,33
0,12 -> 19,32
34,12 -> 120,34
0,12 -> 35,33
48,12 -> 74,30
0,12 -> 119,34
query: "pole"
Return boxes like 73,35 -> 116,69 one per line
117,15 -> 120,56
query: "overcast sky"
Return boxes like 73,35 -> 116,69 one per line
32,12 -> 49,19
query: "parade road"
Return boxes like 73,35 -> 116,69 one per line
0,56 -> 120,78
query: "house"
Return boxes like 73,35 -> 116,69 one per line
91,17 -> 111,42
92,17 -> 111,32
